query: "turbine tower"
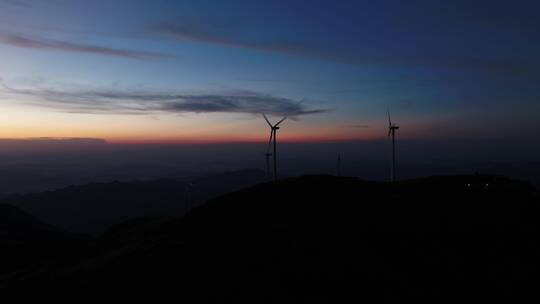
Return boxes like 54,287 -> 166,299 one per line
387,109 -> 400,182
263,129 -> 273,177
263,114 -> 287,182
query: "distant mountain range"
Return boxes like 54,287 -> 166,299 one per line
2,169 -> 269,234
1,174 -> 539,301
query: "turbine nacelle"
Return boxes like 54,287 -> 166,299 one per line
387,109 -> 400,137
263,114 -> 287,129
263,114 -> 287,182
387,108 -> 400,182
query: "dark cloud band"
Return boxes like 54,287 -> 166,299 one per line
154,23 -> 539,77
1,83 -> 331,117
0,33 -> 171,60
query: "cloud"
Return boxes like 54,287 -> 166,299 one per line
0,33 -> 171,60
153,23 -> 540,77
0,0 -> 32,8
1,83 -> 331,117
154,23 -> 341,62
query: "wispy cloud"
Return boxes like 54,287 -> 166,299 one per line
154,23 -> 341,62
0,33 -> 171,60
153,23 -> 539,77
1,82 -> 331,117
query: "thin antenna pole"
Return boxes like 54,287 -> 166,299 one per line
185,186 -> 189,212
337,153 -> 341,177
273,129 -> 277,181
185,183 -> 192,213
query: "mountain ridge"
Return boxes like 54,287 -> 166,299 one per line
3,168 -> 269,233
2,174 -> 539,302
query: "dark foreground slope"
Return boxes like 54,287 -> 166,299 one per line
0,204 -> 84,274
2,174 -> 540,302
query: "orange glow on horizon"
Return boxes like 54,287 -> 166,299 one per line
0,107 -> 434,144
0,123 -> 428,145
105,132 -> 381,145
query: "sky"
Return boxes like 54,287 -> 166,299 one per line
0,0 -> 539,144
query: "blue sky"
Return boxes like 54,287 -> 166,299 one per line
0,0 -> 538,142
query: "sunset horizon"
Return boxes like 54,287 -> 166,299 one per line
2,1 -> 540,300
1,1 -> 538,145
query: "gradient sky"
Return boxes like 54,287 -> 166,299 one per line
0,0 -> 539,143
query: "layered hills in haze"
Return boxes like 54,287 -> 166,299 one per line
3,169 -> 269,233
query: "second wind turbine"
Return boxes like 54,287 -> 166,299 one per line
263,114 -> 287,182
387,109 -> 400,182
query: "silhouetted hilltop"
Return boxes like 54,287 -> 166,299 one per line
0,204 -> 82,274
2,174 -> 540,302
0,203 -> 58,234
4,168 -> 268,233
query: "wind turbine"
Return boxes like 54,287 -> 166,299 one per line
263,114 -> 287,181
387,109 -> 400,182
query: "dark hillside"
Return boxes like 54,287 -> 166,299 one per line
0,204 -> 83,274
2,174 -> 539,302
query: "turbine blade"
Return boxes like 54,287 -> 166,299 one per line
387,109 -> 392,127
266,130 -> 273,153
275,116 -> 287,127
263,114 -> 272,127
388,128 -> 392,138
